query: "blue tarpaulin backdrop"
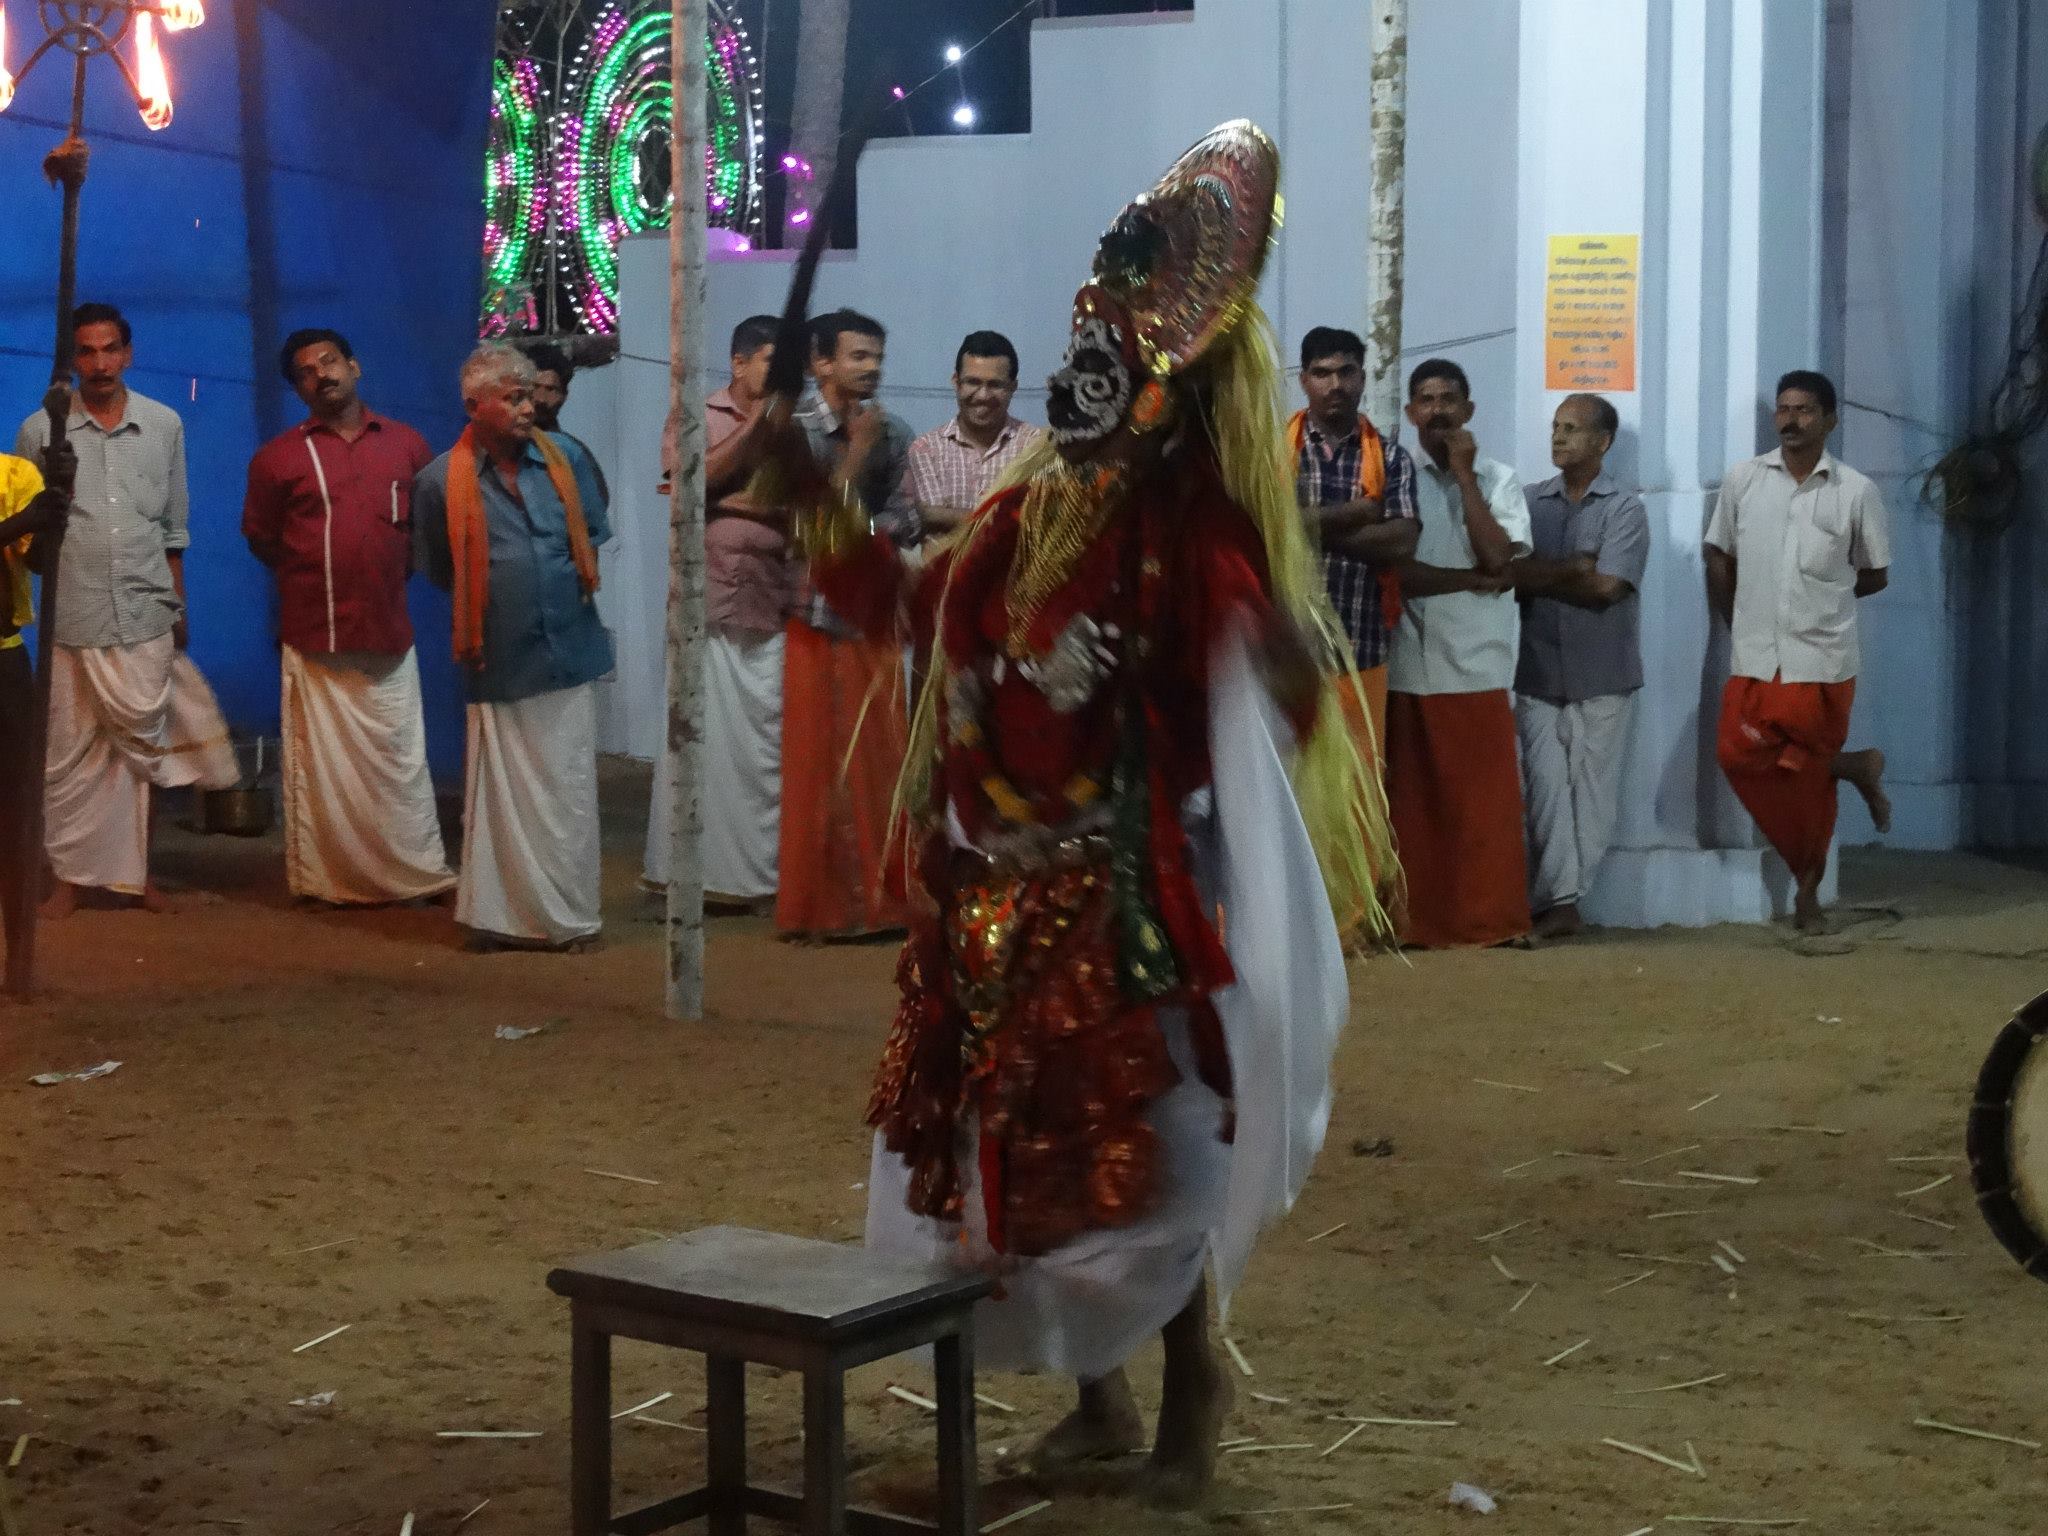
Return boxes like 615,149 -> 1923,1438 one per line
0,0 -> 497,780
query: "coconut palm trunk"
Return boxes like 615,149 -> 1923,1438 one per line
665,0 -> 710,1021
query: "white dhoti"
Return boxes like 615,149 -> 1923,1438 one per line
459,682 -> 601,946
642,628 -> 784,897
44,634 -> 238,894
1515,690 -> 1635,912
280,645 -> 454,905
866,633 -> 1346,1379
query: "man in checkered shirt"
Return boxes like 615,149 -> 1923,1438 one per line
1291,325 -> 1418,762
908,330 -> 1043,540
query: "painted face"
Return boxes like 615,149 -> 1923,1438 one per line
1046,315 -> 1134,453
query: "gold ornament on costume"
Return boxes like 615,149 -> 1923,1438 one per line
1003,463 -> 1125,654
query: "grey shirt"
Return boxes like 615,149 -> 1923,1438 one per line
1514,471 -> 1649,704
15,390 -> 189,650
795,395 -> 917,635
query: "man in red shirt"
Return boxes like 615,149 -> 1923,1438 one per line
243,328 -> 455,905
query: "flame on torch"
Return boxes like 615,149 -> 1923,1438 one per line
160,1 -> 206,31
0,9 -> 15,115
136,12 -> 172,130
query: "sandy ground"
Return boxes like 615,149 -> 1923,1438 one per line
4,760 -> 2048,1535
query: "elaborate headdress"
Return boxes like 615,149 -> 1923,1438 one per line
1090,117 -> 1282,379
1046,121 -> 1282,449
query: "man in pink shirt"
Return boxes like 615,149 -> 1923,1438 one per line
243,328 -> 454,906
644,315 -> 790,903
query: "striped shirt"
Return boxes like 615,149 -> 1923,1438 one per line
15,390 -> 189,650
1296,421 -> 1418,670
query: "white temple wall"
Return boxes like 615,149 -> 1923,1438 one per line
582,0 -> 2048,922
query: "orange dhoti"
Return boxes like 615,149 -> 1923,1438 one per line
1716,674 -> 1855,882
1335,664 -> 1389,769
776,618 -> 912,937
1384,689 -> 1531,949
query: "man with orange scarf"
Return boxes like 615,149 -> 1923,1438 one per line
1706,369 -> 1890,932
414,344 -> 613,950
1289,325 -> 1418,762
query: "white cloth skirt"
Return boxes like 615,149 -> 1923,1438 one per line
281,645 -> 454,905
643,627 -> 784,897
458,682 -> 601,945
44,635 -> 238,893
865,630 -> 1347,1380
866,1014 -> 1230,1377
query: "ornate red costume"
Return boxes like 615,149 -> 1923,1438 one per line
819,449 -> 1310,1260
776,124 -> 1390,1500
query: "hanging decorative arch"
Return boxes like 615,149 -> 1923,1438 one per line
483,0 -> 764,338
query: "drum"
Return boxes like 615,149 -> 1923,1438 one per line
1968,990 -> 2048,1279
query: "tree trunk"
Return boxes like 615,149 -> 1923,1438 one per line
664,0 -> 710,1022
782,0 -> 849,246
1365,0 -> 1409,434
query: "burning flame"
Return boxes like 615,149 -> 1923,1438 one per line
0,10 -> 15,115
159,1 -> 206,31
136,13 -> 172,130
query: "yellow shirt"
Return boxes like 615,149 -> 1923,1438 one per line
0,452 -> 44,652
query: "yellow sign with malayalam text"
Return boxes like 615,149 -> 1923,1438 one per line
1544,234 -> 1639,393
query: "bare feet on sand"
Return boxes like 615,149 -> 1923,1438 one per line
1834,747 -> 1891,833
1028,1371 -> 1146,1475
38,882 -> 77,920
139,884 -> 171,914
1532,901 -> 1584,940
1139,1349 -> 1233,1510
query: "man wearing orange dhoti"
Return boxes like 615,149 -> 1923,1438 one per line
777,309 -> 913,939
1383,358 -> 1533,949
1705,370 -> 1891,931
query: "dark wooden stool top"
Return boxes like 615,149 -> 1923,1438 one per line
549,1225 -> 991,1343
549,1225 -> 995,1536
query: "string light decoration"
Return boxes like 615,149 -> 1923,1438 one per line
482,0 -> 762,338
482,54 -> 546,333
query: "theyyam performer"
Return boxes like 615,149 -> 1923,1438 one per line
774,122 -> 1394,1505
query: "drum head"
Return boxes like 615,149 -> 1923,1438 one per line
1968,991 -> 2048,1279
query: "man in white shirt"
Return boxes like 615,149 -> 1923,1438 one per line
16,302 -> 238,916
1384,358 -> 1533,948
1705,369 -> 1890,932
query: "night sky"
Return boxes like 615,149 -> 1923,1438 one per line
732,0 -> 1194,240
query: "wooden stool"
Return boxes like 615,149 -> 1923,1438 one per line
548,1225 -> 995,1536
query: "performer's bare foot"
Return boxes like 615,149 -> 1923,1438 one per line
1140,1282 -> 1232,1510
1833,747 -> 1891,833
1028,1370 -> 1145,1475
1532,901 -> 1583,940
38,881 -> 77,920
138,884 -> 171,914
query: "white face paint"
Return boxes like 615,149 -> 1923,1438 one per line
1045,316 -> 1134,448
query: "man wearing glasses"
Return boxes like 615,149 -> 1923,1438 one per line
908,330 -> 1043,540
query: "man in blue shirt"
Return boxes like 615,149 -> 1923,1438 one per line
415,344 -> 613,950
1510,393 -> 1648,939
